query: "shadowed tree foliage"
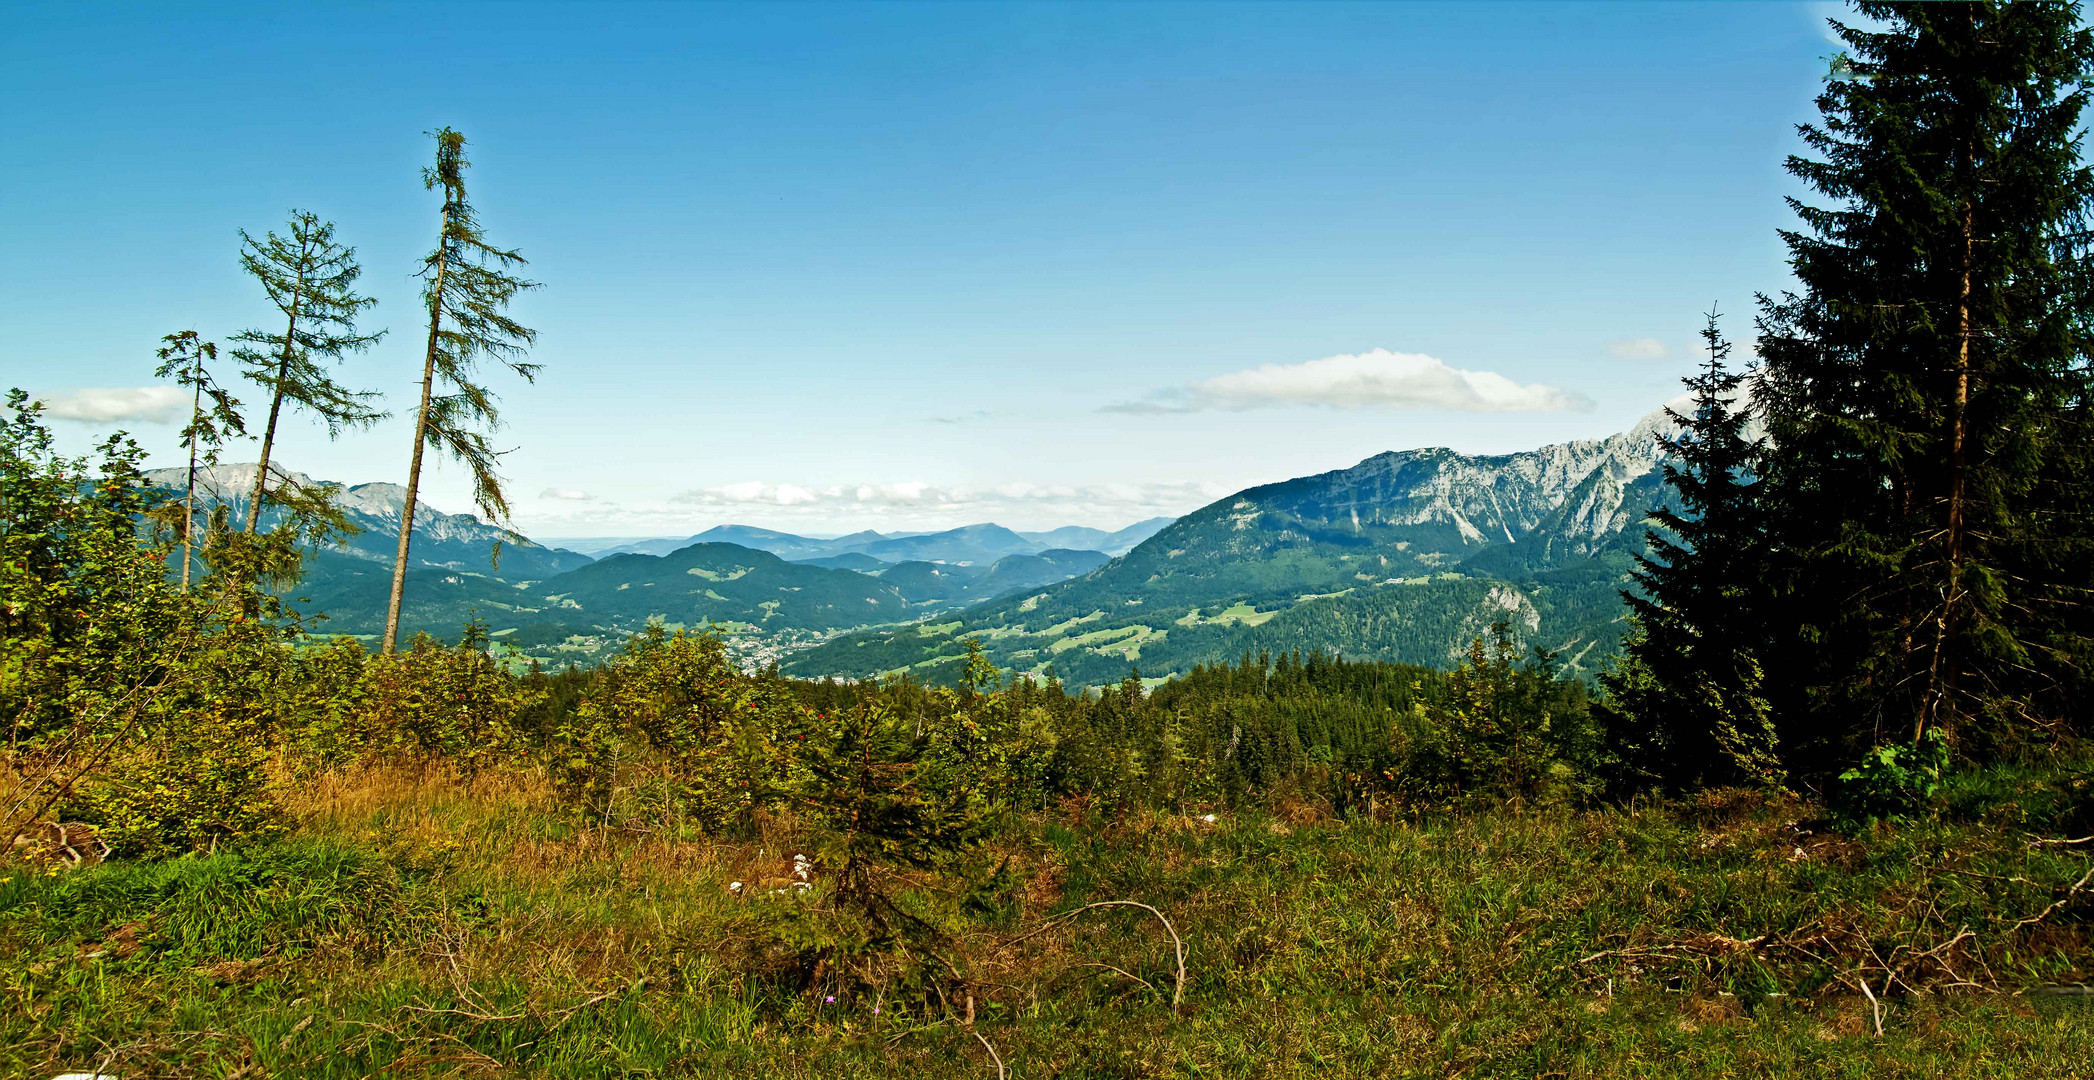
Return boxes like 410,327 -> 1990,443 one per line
382,127 -> 541,655
1604,313 -> 1781,792
1752,1 -> 2094,777
151,331 -> 245,589
229,211 -> 386,534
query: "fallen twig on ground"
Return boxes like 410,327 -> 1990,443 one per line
974,1030 -> 1008,1080
1000,899 -> 1188,1007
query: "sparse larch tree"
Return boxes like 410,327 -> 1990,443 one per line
230,210 -> 386,533
152,331 -> 245,589
381,127 -> 541,654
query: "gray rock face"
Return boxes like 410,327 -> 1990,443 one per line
995,396 -> 1722,640
779,395 -> 1750,683
141,463 -> 592,579
1119,397 -> 1718,579
1243,401 -> 1678,549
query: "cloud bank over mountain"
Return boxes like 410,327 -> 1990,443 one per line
511,476 -> 1233,538
1104,349 -> 1591,415
664,478 -> 1231,520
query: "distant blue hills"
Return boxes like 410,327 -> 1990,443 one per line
566,516 -> 1173,566
141,463 -> 1172,659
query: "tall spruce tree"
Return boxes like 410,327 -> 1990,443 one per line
381,128 -> 540,655
229,211 -> 386,533
1754,1 -> 2094,773
1604,313 -> 1781,791
151,331 -> 245,589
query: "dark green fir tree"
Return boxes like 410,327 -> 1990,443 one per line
1754,1 -> 2094,773
1604,312 -> 1781,792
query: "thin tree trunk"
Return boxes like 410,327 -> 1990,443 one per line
245,289 -> 303,534
382,227 -> 448,655
1923,197 -> 1975,744
181,363 -> 203,591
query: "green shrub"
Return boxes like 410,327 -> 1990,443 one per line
74,705 -> 283,856
1837,728 -> 1952,825
356,627 -> 543,769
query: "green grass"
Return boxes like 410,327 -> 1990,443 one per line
1175,602 -> 1278,628
1042,611 -> 1111,636
3,772 -> 2088,1078
1049,624 -> 1155,655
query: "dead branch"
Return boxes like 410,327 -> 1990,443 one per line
1000,899 -> 1188,1007
401,987 -> 620,1026
1079,962 -> 1159,997
1565,934 -> 1766,970
402,1002 -> 527,1022
2003,863 -> 2094,933
973,1030 -> 1008,1080
1851,968 -> 1886,1037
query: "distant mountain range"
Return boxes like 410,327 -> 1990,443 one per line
866,549 -> 1114,609
150,403 -> 1688,684
142,465 -> 592,580
142,464 -> 1152,664
780,402 -> 1690,687
571,517 -> 1173,565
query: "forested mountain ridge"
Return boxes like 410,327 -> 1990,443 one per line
530,542 -> 909,633
286,541 -> 912,665
137,464 -> 1148,664
869,548 -> 1113,608
142,401 -> 1697,681
782,400 -> 1694,686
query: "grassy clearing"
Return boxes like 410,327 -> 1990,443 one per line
3,767 -> 2088,1078
1042,611 -> 1110,636
1175,602 -> 1278,629
1050,624 -> 1156,656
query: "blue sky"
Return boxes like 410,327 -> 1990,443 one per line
4,1 -> 1838,537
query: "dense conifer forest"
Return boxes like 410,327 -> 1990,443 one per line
4,4 -> 2093,1076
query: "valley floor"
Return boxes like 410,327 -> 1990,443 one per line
2,765 -> 2089,1078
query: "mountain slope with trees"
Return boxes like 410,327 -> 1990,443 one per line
784,402 -> 1688,686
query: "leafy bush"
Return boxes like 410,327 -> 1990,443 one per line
1837,728 -> 1952,825
2,394 -> 293,853
355,625 -> 544,770
74,704 -> 282,855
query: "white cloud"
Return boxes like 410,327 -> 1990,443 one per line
1104,349 -> 1590,415
670,478 -> 1228,520
38,386 -> 189,424
1607,338 -> 1669,361
520,476 -> 1236,537
710,481 -> 822,505
540,487 -> 594,501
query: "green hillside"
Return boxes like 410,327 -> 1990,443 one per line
868,548 -> 1114,609
550,542 -> 907,632
783,449 -> 1672,686
286,542 -> 910,666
